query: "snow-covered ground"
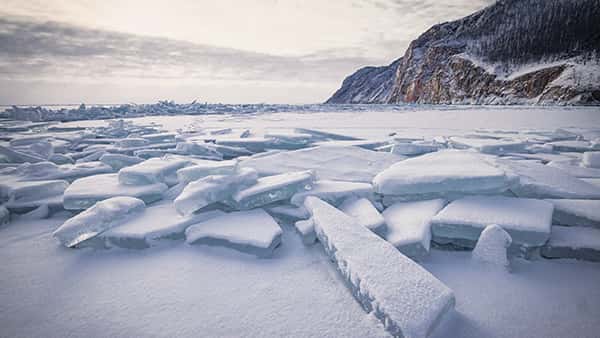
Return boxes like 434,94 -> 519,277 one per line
1,105 -> 600,338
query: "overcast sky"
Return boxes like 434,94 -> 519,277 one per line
0,0 -> 493,104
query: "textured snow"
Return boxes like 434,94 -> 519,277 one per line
541,226 -> 600,262
63,173 -> 167,210
53,196 -> 146,247
373,150 -> 514,198
240,145 -> 403,183
499,159 -> 600,199
471,224 -> 512,269
229,170 -> 315,210
304,196 -> 455,338
291,179 -> 374,207
545,199 -> 600,228
185,209 -> 283,257
102,203 -> 224,248
383,199 -> 446,258
431,196 -> 553,248
339,197 -> 386,235
582,151 -> 600,168
174,168 -> 257,215
118,157 -> 189,185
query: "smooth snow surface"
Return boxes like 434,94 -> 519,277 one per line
304,197 -> 455,338
471,225 -> 512,269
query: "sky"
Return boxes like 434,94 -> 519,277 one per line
0,0 -> 494,105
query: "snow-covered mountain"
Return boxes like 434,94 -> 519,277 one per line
327,0 -> 600,105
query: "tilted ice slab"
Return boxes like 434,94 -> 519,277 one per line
140,132 -> 177,144
449,137 -> 528,155
391,142 -> 440,156
0,145 -> 45,163
293,128 -> 361,141
174,142 -> 223,160
63,173 -> 167,210
541,226 -> 600,262
471,224 -> 512,269
383,199 -> 446,258
498,159 -> 600,199
240,145 -> 403,183
0,178 -> 68,203
373,150 -> 514,198
100,153 -> 144,171
265,204 -> 310,222
303,197 -> 455,338
545,199 -> 600,228
546,161 -> 600,178
291,180 -> 374,207
11,161 -> 113,181
101,203 -> 225,249
547,140 -> 594,152
431,196 -> 553,248
174,168 -> 258,215
229,170 -> 315,210
583,152 -> 600,168
0,205 -> 10,224
216,137 -> 307,153
118,157 -> 189,186
185,209 -> 283,257
53,196 -> 146,248
294,218 -> 316,245
339,197 -> 386,235
176,159 -> 238,184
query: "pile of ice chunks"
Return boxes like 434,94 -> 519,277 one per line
3,117 -> 600,338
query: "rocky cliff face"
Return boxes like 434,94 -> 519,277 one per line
327,0 -> 600,105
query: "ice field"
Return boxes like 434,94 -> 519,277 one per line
1,105 -> 600,338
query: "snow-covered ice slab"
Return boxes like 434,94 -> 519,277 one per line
0,145 -> 45,163
174,168 -> 258,215
291,180 -> 374,207
293,128 -> 361,141
240,145 -> 403,182
373,150 -> 514,199
391,142 -> 440,156
499,160 -> 600,199
294,218 -> 316,245
471,224 -> 512,269
383,199 -> 446,258
541,226 -> 600,262
547,161 -> 600,178
546,199 -> 600,228
176,159 -> 238,183
140,132 -> 177,144
101,203 -> 224,249
216,137 -> 306,152
100,153 -> 144,170
547,140 -> 595,152
431,196 -> 553,249
229,170 -> 314,210
185,209 -> 283,257
303,197 -> 455,338
449,137 -> 527,155
63,173 -> 167,210
265,204 -> 309,222
339,197 -> 386,235
118,157 -> 189,185
53,196 -> 146,248
0,205 -> 9,224
11,161 -> 113,181
174,142 -> 223,159
583,152 -> 600,168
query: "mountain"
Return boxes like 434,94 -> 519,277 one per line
327,0 -> 600,105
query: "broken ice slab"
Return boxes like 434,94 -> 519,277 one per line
176,159 -> 238,184
53,196 -> 146,248
185,208 -> 283,258
339,197 -> 386,236
100,153 -> 144,171
503,152 -> 577,164
499,159 -> 600,199
0,205 -> 10,225
114,138 -> 150,148
75,150 -> 106,163
294,218 -> 316,245
431,196 -> 553,249
118,157 -> 190,186
209,143 -> 253,159
0,179 -> 68,204
49,153 -> 75,165
174,142 -> 223,160
541,226 -> 600,262
264,132 -> 314,145
293,128 -> 361,141
240,145 -> 403,183
174,168 -> 258,215
303,197 -> 455,338
101,202 -> 225,249
546,161 -> 600,178
228,170 -> 315,210
17,204 -> 50,220
140,132 -> 177,144
547,140 -> 595,152
471,224 -> 512,269
216,137 -> 308,153
449,136 -> 528,155
383,199 -> 446,259
11,161 -> 113,181
373,150 -> 515,198
583,152 -> 600,168
391,142 -> 440,156
545,199 -> 600,228
265,204 -> 310,222
290,180 -> 374,207
63,173 -> 167,210
0,145 -> 45,163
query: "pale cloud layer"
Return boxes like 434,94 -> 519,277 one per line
0,0 -> 493,104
